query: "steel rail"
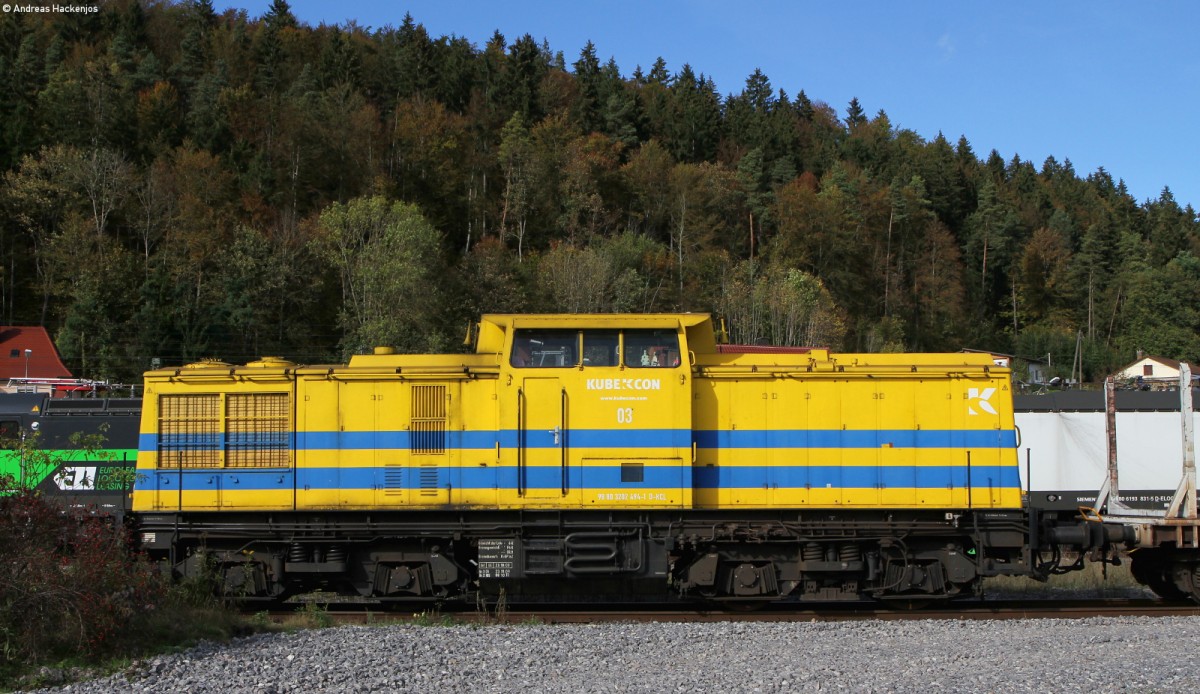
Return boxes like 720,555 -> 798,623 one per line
261,599 -> 1200,626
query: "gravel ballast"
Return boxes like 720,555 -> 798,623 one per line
34,616 -> 1200,693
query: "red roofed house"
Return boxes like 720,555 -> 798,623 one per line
0,326 -> 75,395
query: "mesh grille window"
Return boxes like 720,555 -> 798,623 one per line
158,394 -> 220,469
410,385 -> 446,455
157,392 -> 290,469
226,393 -> 290,468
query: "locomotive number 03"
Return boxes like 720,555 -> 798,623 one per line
616,407 -> 634,424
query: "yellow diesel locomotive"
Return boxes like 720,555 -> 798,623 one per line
134,314 -> 1125,604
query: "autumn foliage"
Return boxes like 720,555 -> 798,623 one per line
1,1 -> 1198,386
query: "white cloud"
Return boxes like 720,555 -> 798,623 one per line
937,33 -> 956,59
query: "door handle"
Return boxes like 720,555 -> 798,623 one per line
548,426 -> 561,445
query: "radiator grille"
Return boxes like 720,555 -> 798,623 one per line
158,394 -> 220,469
157,392 -> 290,469
225,393 -> 290,468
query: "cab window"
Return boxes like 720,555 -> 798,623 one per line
511,330 -> 578,368
582,330 -> 619,367
624,330 -> 680,368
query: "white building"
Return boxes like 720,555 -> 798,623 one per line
1118,353 -> 1197,389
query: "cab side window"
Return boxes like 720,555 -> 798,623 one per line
624,330 -> 680,368
511,330 -> 578,368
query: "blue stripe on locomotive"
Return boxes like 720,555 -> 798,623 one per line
136,463 -> 1019,491
692,429 -> 1017,449
140,428 -> 1017,451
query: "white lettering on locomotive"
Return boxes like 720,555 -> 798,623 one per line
585,378 -> 661,391
967,387 -> 997,416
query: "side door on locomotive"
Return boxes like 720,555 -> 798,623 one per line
495,315 -> 695,509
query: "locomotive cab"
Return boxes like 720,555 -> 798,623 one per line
492,315 -> 703,509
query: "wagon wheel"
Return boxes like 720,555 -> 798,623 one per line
1130,551 -> 1189,601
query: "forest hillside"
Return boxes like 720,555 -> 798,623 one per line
1,0 -> 1197,384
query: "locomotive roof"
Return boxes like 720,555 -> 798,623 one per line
141,313 -> 1008,379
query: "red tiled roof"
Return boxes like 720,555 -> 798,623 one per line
1147,356 -> 1192,371
0,327 -> 72,379
1127,355 -> 1195,372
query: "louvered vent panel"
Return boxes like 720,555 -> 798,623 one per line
419,464 -> 439,496
410,385 -> 447,455
383,465 -> 405,496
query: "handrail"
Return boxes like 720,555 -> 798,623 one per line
516,387 -> 525,497
966,450 -> 972,510
696,367 -> 995,379
561,387 -> 568,496
325,372 -> 478,381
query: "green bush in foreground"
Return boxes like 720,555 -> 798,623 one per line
0,491 -> 243,688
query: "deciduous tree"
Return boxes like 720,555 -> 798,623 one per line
311,196 -> 446,355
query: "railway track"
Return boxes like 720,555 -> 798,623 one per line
263,598 -> 1200,625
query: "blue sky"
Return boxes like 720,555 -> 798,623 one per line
228,1 -> 1200,211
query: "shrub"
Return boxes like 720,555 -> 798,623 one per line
0,430 -> 245,689
0,491 -> 166,670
